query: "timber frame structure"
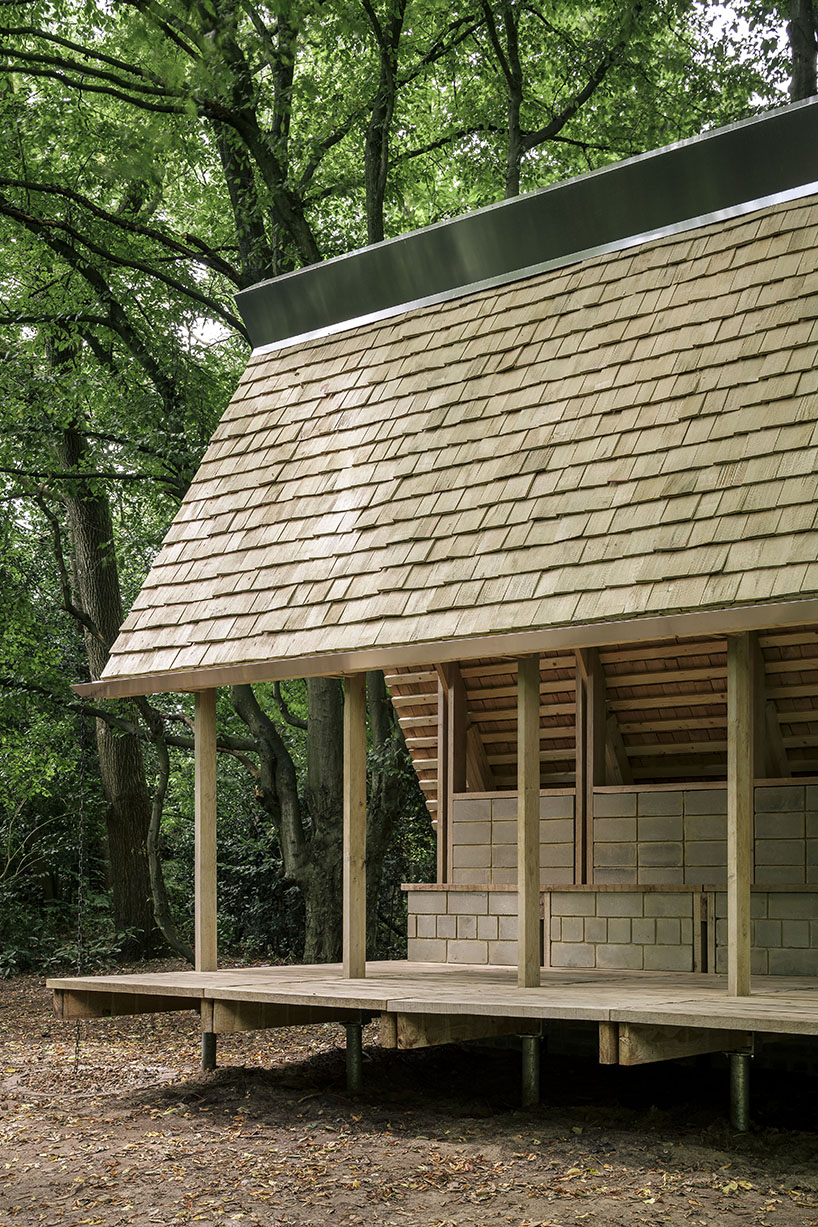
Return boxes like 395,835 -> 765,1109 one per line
50,101 -> 818,1128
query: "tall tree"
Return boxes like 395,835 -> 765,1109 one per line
0,0 -> 794,961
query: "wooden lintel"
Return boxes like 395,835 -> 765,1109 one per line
53,989 -> 196,1020
390,1012 -> 541,1050
211,999 -> 365,1034
617,1023 -> 754,1066
74,596 -> 818,700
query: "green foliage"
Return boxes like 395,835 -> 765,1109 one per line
369,733 -> 437,958
0,0 -> 795,969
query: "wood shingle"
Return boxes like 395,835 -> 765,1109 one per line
93,192 -> 818,693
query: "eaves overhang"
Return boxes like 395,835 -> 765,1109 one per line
74,597 -> 818,698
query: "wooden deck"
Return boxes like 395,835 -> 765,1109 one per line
48,962 -> 818,1052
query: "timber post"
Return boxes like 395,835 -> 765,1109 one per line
727,634 -> 753,998
343,674 -> 367,979
436,673 -> 450,882
517,656 -> 541,988
195,689 -> 218,1069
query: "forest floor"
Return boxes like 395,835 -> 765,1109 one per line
2,965 -> 818,1226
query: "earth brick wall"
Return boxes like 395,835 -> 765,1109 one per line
450,793 -> 574,886
593,784 -> 818,885
419,784 -> 818,974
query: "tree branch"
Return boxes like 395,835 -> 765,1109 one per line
33,494 -> 109,648
0,199 -> 219,408
521,1 -> 645,152
231,683 -> 306,873
3,465 -> 156,482
1,676 -> 258,754
120,0 -> 204,59
0,42 -> 183,99
0,193 -> 246,335
479,0 -> 514,87
273,681 -> 308,731
0,60 -> 189,114
0,177 -> 241,284
0,24 -> 172,84
139,700 -> 195,963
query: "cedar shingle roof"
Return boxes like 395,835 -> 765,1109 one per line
99,192 -> 818,692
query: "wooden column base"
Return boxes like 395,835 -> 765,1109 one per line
202,1032 -> 217,1071
521,1033 -> 541,1108
346,1021 -> 363,1093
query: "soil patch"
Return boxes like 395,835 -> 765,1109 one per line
2,968 -> 818,1225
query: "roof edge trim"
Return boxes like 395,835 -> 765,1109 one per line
76,597 -> 818,697
250,180 -> 818,357
238,98 -> 818,351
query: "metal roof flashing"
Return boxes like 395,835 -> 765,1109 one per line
236,99 -> 818,354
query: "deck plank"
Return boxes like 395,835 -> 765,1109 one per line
46,962 -> 818,1037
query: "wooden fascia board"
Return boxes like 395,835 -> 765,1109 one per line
72,596 -> 818,699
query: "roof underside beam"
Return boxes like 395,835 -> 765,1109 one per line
73,598 -> 818,699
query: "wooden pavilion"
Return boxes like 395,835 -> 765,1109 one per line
50,100 -> 818,1127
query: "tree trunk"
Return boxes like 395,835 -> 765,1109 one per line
789,0 -> 817,100
143,711 -> 194,963
363,0 -> 406,243
302,677 -> 345,960
214,122 -> 274,285
505,84 -> 524,198
300,855 -> 344,962
365,670 -> 404,952
58,424 -> 155,952
232,673 -> 414,965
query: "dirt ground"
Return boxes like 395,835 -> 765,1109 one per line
2,968 -> 818,1227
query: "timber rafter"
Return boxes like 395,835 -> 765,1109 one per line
385,626 -> 818,800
